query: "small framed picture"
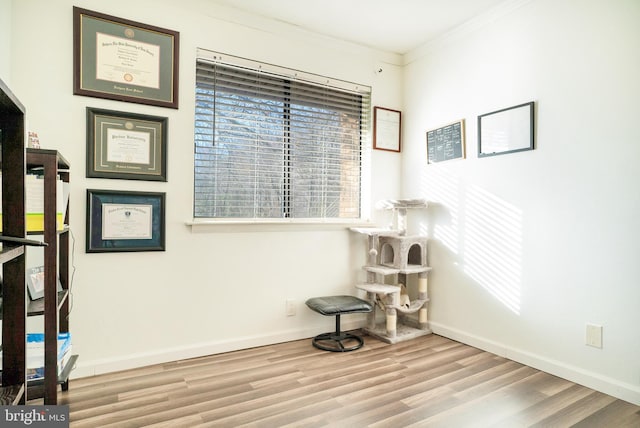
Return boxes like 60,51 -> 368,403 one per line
86,108 -> 168,181
26,266 -> 63,301
73,7 -> 179,108
26,266 -> 45,300
86,189 -> 166,253
373,106 -> 401,152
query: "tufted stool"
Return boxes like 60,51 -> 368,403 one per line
305,295 -> 373,352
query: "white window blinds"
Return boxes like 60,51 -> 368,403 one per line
194,53 -> 371,220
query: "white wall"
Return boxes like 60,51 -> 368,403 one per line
8,0 -> 402,377
402,0 -> 640,404
0,0 -> 11,83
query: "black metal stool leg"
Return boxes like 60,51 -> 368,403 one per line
311,314 -> 365,352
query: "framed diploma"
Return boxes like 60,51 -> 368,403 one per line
73,7 -> 179,109
373,106 -> 401,152
87,108 -> 168,181
86,189 -> 166,253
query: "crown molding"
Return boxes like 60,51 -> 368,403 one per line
403,0 -> 534,66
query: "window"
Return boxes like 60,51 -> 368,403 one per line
194,51 -> 371,221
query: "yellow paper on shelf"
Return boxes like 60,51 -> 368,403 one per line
25,213 -> 65,232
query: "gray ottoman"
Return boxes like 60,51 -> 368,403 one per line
305,295 -> 373,352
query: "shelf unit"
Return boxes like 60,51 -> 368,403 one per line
26,148 -> 77,405
0,78 -> 28,405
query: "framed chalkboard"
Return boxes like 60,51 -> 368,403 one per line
426,120 -> 465,163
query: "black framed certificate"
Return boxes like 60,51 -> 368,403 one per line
86,108 -> 167,181
73,7 -> 179,109
86,189 -> 166,253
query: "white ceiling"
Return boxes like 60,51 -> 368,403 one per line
208,0 -> 512,54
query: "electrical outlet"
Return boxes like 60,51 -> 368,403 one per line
286,299 -> 296,317
586,324 -> 603,348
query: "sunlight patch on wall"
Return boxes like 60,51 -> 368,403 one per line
463,184 -> 523,314
419,169 -> 460,255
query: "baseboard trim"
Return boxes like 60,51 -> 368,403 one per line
430,322 -> 640,406
71,319 -> 365,379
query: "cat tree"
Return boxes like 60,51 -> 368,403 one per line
351,198 -> 431,344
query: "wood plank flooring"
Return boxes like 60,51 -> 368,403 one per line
55,334 -> 640,427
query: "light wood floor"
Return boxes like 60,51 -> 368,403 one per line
58,333 -> 640,427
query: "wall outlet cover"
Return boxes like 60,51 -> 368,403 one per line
586,324 -> 603,349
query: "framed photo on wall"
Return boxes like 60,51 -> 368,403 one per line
86,107 -> 168,181
86,189 -> 166,253
373,106 -> 401,152
73,7 -> 180,109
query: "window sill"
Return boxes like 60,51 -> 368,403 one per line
187,218 -> 374,233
